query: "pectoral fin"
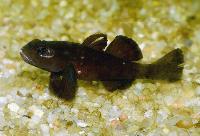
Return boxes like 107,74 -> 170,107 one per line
102,80 -> 133,92
82,33 -> 107,51
49,64 -> 77,100
106,35 -> 143,61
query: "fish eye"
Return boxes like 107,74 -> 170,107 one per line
37,47 -> 54,58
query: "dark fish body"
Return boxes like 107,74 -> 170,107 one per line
60,43 -> 138,81
20,34 -> 184,100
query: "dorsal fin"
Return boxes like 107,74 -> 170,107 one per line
106,35 -> 143,61
82,33 -> 107,51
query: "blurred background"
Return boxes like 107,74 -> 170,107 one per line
0,0 -> 200,135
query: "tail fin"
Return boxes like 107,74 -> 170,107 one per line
139,49 -> 184,81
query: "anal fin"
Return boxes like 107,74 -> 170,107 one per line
102,80 -> 133,92
106,35 -> 143,61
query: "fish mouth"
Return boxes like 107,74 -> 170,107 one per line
20,50 -> 33,64
20,50 -> 46,71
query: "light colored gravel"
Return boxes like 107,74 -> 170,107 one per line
0,0 -> 200,135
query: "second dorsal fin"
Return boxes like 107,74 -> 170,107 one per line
106,35 -> 143,61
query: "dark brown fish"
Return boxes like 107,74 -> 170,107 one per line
20,33 -> 184,100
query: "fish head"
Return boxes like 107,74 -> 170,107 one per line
20,39 -> 66,72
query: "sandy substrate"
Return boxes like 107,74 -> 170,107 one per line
0,0 -> 200,135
